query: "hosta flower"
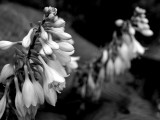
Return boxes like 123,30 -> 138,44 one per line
132,36 -> 145,56
58,42 -> 74,52
22,28 -> 34,48
106,59 -> 114,77
14,76 -> 26,117
53,49 -> 73,66
47,34 -> 59,50
118,43 -> 131,62
43,78 -> 57,106
39,38 -> 53,55
66,56 -> 80,73
0,41 -> 17,50
101,50 -> 108,64
0,94 -> 6,119
47,27 -> 72,40
88,72 -> 96,90
0,64 -> 14,83
39,56 -> 65,84
114,56 -> 127,75
32,80 -> 44,105
52,18 -> 65,27
115,19 -> 124,27
22,65 -> 37,108
40,26 -> 48,41
140,29 -> 153,36
47,59 -> 68,77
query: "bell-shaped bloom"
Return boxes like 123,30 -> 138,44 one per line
47,59 -> 68,77
0,40 -> 17,50
32,80 -> 44,105
22,28 -> 34,48
39,56 -> 65,84
0,64 -> 14,83
39,38 -> 53,55
15,91 -> 27,117
114,56 -> 127,75
118,43 -> 131,62
58,42 -> 74,52
40,26 -> 48,41
87,72 -> 96,90
66,56 -> 80,73
0,94 -> 6,119
22,65 -> 37,108
106,59 -> 114,77
43,78 -> 57,106
53,49 -> 72,66
14,76 -> 26,117
47,34 -> 59,50
101,50 -> 108,64
132,37 -> 145,55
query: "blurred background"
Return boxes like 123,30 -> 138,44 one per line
1,0 -> 160,120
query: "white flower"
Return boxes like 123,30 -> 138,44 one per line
0,64 -> 14,83
47,59 -> 68,77
40,26 -> 48,41
39,56 -> 65,84
22,65 -> 37,108
22,28 -> 34,48
0,94 -> 6,119
106,59 -> 114,77
58,42 -> 74,52
66,56 -> 80,73
43,79 -> 57,106
140,29 -> 153,36
39,38 -> 53,55
47,27 -> 72,40
114,56 -> 127,75
32,80 -> 44,105
101,50 -> 108,64
115,19 -> 124,27
132,37 -> 145,55
14,76 -> 26,117
53,18 -> 65,27
0,41 -> 17,50
47,34 -> 59,50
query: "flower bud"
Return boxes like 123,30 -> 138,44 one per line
115,19 -> 124,27
47,28 -> 72,40
14,76 -> 26,117
0,64 -> 14,83
114,56 -> 126,75
47,34 -> 59,49
39,38 -> 53,55
0,94 -> 6,119
135,7 -> 146,14
140,29 -> 153,36
129,26 -> 135,35
40,26 -> 48,41
0,41 -> 16,50
53,18 -> 65,27
58,42 -> 74,52
106,59 -> 114,77
101,50 -> 108,64
22,28 -> 34,48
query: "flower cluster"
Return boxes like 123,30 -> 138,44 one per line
0,6 -> 79,120
73,6 -> 153,102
